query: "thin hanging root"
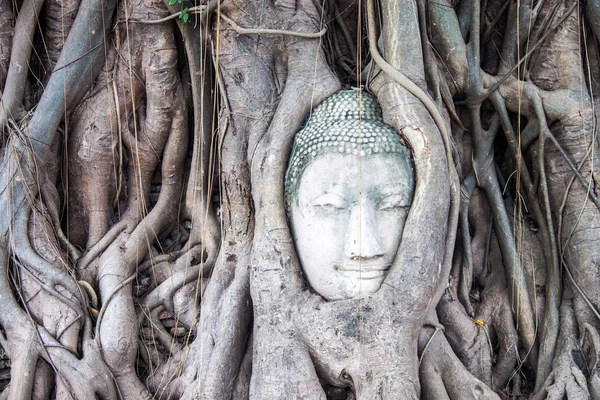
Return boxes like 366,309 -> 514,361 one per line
418,325 -> 444,367
219,13 -> 327,38
510,93 -> 600,212
544,128 -> 600,211
564,265 -> 600,324
78,280 -> 99,309
134,1 -> 218,25
333,2 -> 357,62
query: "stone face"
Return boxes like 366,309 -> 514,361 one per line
290,152 -> 414,300
286,90 -> 415,300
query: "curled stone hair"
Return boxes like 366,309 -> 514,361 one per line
284,89 -> 414,205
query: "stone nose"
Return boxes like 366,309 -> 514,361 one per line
344,203 -> 384,260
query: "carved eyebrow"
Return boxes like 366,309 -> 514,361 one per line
370,184 -> 414,198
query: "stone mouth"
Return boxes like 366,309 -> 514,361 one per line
335,264 -> 391,280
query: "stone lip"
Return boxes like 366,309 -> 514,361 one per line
334,263 -> 391,280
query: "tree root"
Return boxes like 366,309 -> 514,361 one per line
0,243 -> 118,400
531,300 -> 591,400
142,264 -> 202,314
0,0 -> 45,128
94,41 -> 188,396
0,0 -> 14,91
420,321 -> 501,400
40,0 -> 81,76
2,1 -> 600,399
12,206 -> 85,315
437,290 -> 494,387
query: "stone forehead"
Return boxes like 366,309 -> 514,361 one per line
285,90 -> 412,200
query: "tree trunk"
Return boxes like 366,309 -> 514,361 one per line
0,0 -> 599,399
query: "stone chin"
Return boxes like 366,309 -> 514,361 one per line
327,271 -> 389,301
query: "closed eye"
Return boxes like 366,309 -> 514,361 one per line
312,193 -> 347,210
379,194 -> 410,211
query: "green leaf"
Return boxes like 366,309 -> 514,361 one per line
178,8 -> 189,22
169,0 -> 176,4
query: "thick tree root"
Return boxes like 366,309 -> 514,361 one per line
0,0 -> 13,90
0,0 -> 45,128
419,322 -> 501,400
2,1 -> 600,399
41,0 -> 81,76
0,243 -> 118,400
532,300 -> 591,400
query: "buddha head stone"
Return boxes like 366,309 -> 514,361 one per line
285,90 -> 415,301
